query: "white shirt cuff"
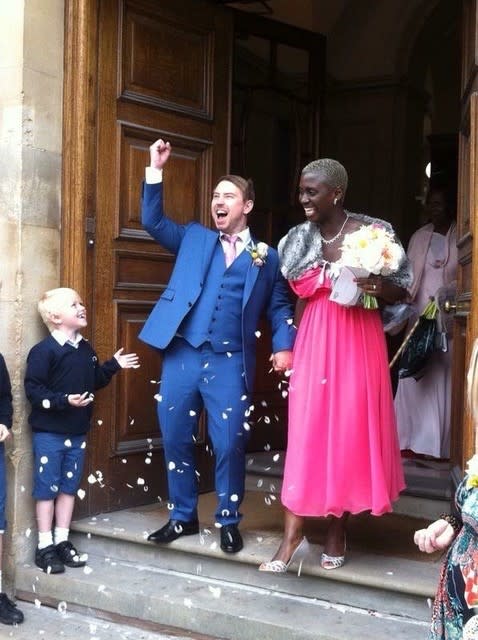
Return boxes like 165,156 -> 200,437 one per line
145,167 -> 163,184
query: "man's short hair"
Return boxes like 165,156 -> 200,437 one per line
215,175 -> 255,202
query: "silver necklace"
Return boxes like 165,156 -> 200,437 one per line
317,213 -> 349,245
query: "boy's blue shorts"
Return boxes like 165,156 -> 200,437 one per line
0,443 -> 6,531
32,432 -> 87,500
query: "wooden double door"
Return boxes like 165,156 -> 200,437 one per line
63,0 -> 323,516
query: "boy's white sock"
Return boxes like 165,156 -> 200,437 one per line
54,527 -> 69,545
38,531 -> 54,549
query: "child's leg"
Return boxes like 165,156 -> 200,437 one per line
32,433 -> 65,573
36,499 -> 55,548
53,492 -> 75,544
53,436 -> 87,568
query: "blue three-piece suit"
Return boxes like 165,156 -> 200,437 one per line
139,181 -> 295,526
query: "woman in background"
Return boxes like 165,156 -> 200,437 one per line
395,184 -> 457,460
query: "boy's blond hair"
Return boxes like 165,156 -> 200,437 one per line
38,287 -> 79,331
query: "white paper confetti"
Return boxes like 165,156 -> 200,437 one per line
77,489 -> 86,500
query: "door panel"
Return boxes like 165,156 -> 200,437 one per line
451,0 -> 478,468
64,0 -> 232,515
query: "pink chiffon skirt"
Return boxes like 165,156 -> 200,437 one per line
281,267 -> 404,517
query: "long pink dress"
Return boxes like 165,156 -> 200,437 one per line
281,265 -> 405,517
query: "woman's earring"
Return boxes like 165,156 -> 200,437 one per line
333,197 -> 338,206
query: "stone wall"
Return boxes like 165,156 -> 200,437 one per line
0,0 -> 64,588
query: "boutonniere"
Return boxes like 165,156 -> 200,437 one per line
466,454 -> 478,489
247,241 -> 268,267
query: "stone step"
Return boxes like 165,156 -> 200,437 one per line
15,502 -> 440,640
16,548 -> 431,640
1,600 -> 206,640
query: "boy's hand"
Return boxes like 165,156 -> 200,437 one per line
0,424 -> 11,442
150,139 -> 171,170
68,392 -> 94,407
114,348 -> 140,369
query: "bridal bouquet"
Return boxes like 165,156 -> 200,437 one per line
337,223 -> 405,309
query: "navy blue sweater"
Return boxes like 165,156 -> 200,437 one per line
24,335 -> 121,435
0,354 -> 13,429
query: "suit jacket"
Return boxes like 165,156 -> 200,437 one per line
139,182 -> 295,390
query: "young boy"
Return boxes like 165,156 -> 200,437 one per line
24,288 -> 139,574
0,353 -> 24,624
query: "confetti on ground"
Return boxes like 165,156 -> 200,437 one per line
57,601 -> 67,614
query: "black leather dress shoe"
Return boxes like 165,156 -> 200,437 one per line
147,519 -> 199,543
220,524 -> 243,553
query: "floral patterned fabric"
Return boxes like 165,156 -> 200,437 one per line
430,478 -> 478,639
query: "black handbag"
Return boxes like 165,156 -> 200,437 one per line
398,315 -> 438,380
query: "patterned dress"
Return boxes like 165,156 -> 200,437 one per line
430,478 -> 478,639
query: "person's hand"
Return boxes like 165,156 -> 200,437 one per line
355,275 -> 406,304
413,518 -> 455,553
269,350 -> 293,373
114,348 -> 140,369
355,275 -> 383,297
0,424 -> 11,442
149,139 -> 171,170
68,392 -> 94,407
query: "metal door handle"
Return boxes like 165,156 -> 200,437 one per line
444,300 -> 456,313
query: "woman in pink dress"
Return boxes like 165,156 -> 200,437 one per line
259,159 -> 411,572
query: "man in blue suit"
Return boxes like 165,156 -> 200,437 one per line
140,139 -> 295,553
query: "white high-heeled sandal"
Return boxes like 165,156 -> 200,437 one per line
258,537 -> 310,575
320,539 -> 346,570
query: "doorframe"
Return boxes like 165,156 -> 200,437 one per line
62,0 -> 98,301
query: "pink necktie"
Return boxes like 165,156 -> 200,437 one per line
223,234 -> 239,268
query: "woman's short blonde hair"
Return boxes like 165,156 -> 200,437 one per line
38,287 -> 79,331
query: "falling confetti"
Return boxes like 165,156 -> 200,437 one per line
97,419 -> 103,426
40,456 -> 48,464
64,439 -> 72,447
189,410 -> 196,417
77,489 -> 86,500
273,454 -> 280,462
137,477 -> 145,485
168,462 -> 176,470
81,441 -> 86,449
145,458 -> 152,464
154,394 -> 162,402
87,474 -> 97,484
25,528 -> 31,538
230,494 -> 238,502
255,330 -> 261,338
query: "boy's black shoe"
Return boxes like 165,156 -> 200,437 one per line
0,593 -> 24,625
55,540 -> 87,568
35,544 -> 65,574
